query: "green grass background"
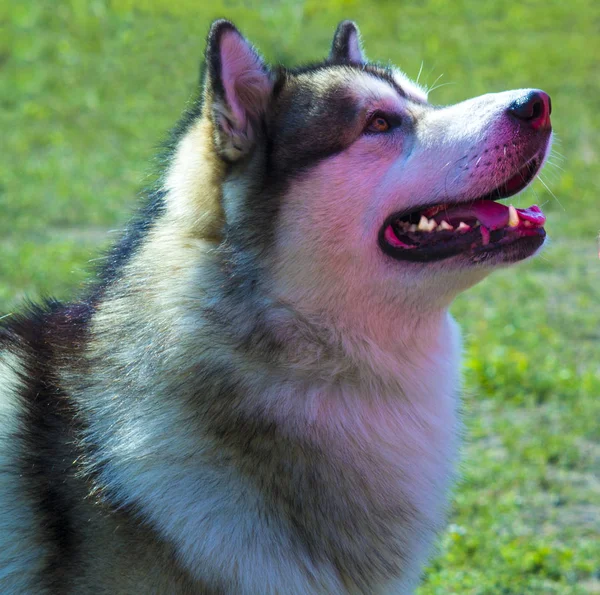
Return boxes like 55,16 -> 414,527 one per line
1,1 -> 599,592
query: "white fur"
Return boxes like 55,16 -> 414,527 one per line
79,300 -> 461,594
392,68 -> 429,104
0,351 -> 48,594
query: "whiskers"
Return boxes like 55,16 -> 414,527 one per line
535,139 -> 566,211
545,138 -> 566,170
425,73 -> 456,95
537,175 -> 565,211
415,61 -> 424,87
416,65 -> 456,96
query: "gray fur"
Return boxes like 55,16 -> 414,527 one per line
0,18 -> 551,594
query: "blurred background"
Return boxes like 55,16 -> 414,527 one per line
1,1 -> 598,592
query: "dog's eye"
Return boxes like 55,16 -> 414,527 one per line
366,114 -> 391,133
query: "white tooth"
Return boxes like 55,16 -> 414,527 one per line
408,224 -> 418,232
418,215 -> 430,231
457,221 -> 471,232
417,215 -> 437,232
508,205 -> 519,227
439,220 -> 454,231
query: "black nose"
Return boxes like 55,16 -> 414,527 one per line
508,90 -> 552,130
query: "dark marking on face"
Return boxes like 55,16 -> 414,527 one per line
267,77 -> 362,176
215,65 -> 370,259
289,62 -> 410,101
215,61 -> 417,282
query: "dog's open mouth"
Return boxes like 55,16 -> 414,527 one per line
379,157 -> 546,262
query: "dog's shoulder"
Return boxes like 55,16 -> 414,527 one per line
0,301 -> 94,593
0,309 -> 49,592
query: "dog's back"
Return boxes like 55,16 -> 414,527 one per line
0,320 -> 47,594
0,306 -> 206,593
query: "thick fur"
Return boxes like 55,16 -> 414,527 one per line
0,20 -> 551,594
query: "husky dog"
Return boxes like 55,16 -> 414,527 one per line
0,19 -> 552,594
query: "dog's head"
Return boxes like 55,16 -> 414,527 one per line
182,20 -> 552,323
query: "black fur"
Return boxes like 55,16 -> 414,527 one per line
1,301 -> 92,592
92,189 -> 167,297
329,20 -> 362,64
204,20 -> 242,106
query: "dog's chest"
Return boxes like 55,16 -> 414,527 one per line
217,343 -> 463,592
262,328 -> 463,591
303,378 -> 460,573
114,318 -> 463,593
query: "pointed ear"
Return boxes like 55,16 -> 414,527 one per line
329,21 -> 366,64
204,20 -> 273,161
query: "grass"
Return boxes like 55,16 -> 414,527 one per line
1,1 -> 598,592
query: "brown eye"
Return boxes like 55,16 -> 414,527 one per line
367,115 -> 390,133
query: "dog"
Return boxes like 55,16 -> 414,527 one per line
0,19 -> 552,594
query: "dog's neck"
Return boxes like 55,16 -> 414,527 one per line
78,243 -> 462,594
159,117 -> 466,381
252,272 -> 458,383
74,191 -> 463,593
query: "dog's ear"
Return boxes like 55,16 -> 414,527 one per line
204,20 -> 273,161
329,21 -> 366,64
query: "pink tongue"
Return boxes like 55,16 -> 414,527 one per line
433,201 -> 546,229
433,200 -> 509,230
516,205 -> 546,226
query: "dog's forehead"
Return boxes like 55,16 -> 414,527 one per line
285,65 -> 428,108
390,69 -> 429,105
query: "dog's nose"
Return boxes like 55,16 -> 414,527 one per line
507,90 -> 552,130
